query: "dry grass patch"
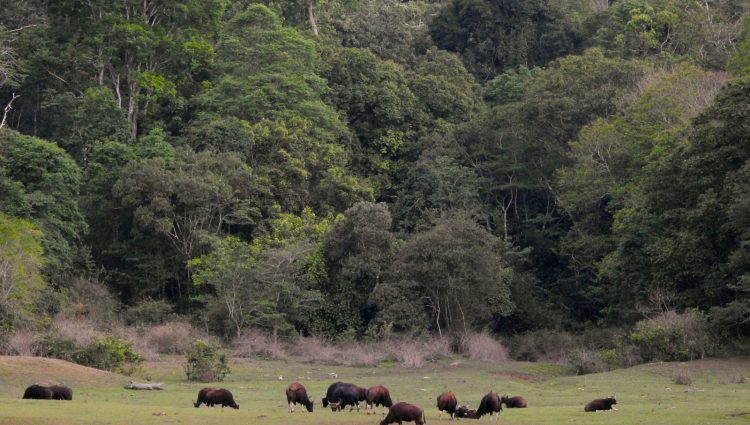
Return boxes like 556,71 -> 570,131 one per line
145,321 -> 196,355
672,368 -> 694,385
233,329 -> 286,359
462,332 -> 509,362
52,316 -> 106,347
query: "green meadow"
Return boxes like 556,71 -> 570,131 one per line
0,356 -> 748,425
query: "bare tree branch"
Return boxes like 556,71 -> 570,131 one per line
0,93 -> 20,129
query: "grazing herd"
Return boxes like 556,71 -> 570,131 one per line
19,380 -> 618,422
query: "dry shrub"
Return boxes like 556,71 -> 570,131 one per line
277,334 -> 450,368
145,321 -> 196,355
508,330 -> 576,362
672,369 -> 694,385
112,327 -> 160,361
52,316 -> 105,347
337,343 -> 388,366
63,279 -> 121,328
233,329 -> 286,360
568,348 -> 611,375
719,372 -> 746,384
286,336 -> 387,366
7,330 -> 36,355
388,340 -> 424,368
287,335 -> 340,363
463,332 -> 509,362
385,336 -> 451,368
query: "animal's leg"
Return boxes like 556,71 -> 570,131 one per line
611,406 -> 618,411
289,401 -> 294,413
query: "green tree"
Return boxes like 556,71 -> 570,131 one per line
316,202 -> 396,337
0,213 -> 47,329
0,129 -> 87,281
372,216 -> 515,336
188,206 -> 330,337
329,0 -> 439,65
392,131 -> 481,234
194,4 -> 370,213
556,65 -> 727,322
429,0 -> 586,80
110,147 -> 268,304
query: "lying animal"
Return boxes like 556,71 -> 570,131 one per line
22,384 -> 72,400
584,395 -> 617,412
381,402 -> 426,425
501,394 -> 527,408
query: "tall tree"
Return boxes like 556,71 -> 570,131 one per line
0,129 -> 87,282
317,202 -> 396,337
0,213 -> 47,330
429,0 -> 586,80
372,215 -> 515,336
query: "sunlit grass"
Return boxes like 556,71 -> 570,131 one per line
0,356 -> 748,424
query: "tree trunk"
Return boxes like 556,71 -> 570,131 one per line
307,0 -> 319,37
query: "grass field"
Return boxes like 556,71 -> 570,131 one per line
0,355 -> 748,424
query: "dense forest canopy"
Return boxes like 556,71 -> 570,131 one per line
1,0 -> 750,353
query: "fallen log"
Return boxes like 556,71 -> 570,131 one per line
124,381 -> 165,390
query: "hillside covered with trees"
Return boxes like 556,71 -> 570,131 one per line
1,0 -> 750,365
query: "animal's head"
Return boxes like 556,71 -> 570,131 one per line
232,402 -> 240,410
193,400 -> 200,408
500,394 -> 509,403
383,395 -> 393,408
322,397 -> 328,407
305,400 -> 314,412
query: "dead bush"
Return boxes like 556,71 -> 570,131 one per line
62,278 -> 121,328
111,327 -> 159,361
719,372 -> 746,384
52,316 -> 105,347
286,336 -> 387,366
388,340 -> 424,368
672,369 -> 694,385
7,329 -> 36,355
338,343 -> 388,366
384,337 -> 450,368
145,321 -> 196,355
462,332 -> 509,362
233,329 -> 286,360
287,335 -> 339,363
568,348 -> 612,375
508,330 -> 576,362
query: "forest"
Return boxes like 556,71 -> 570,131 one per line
1,0 -> 750,366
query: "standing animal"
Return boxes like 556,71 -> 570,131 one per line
286,382 -> 313,412
500,394 -> 526,408
366,385 -> 393,414
381,402 -> 426,425
49,385 -> 73,400
194,388 -> 215,407
455,405 -> 479,419
436,391 -> 458,420
476,392 -> 502,418
584,395 -> 617,412
323,382 -> 364,412
22,384 -> 53,400
358,386 -> 368,404
194,387 -> 239,409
